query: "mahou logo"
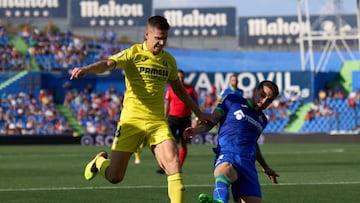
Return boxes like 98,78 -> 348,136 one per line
0,0 -> 64,18
163,9 -> 228,27
0,0 -> 59,8
247,17 -> 310,37
79,0 -> 144,17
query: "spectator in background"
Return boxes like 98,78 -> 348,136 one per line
101,30 -> 107,43
324,82 -> 335,99
347,92 -> 356,107
0,20 -> 6,37
333,85 -> 345,99
217,74 -> 243,104
108,30 -> 116,44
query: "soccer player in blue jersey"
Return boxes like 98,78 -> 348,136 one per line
217,74 -> 243,102
70,16 -> 214,203
184,80 -> 280,203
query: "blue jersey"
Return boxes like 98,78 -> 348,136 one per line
214,94 -> 268,158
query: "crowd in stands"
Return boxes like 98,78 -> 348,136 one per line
0,21 -> 28,71
0,90 -> 72,135
1,20 -> 128,72
64,83 -> 123,136
305,84 -> 346,121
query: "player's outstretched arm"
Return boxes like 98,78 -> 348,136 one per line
183,110 -> 222,140
256,143 -> 279,184
70,59 -> 116,80
169,79 -> 216,124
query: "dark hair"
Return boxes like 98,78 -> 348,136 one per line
258,80 -> 279,98
147,15 -> 170,31
178,69 -> 184,74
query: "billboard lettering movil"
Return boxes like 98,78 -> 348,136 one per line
185,71 -> 311,101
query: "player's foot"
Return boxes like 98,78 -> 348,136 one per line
156,167 -> 165,175
134,158 -> 141,164
198,193 -> 223,203
84,151 -> 108,180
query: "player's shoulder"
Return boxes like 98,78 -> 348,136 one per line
161,49 -> 176,61
111,44 -> 139,57
222,93 -> 244,104
128,43 -> 142,52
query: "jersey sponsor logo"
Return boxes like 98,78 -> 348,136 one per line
234,109 -> 263,132
139,67 -> 169,77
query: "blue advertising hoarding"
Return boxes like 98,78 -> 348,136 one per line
238,14 -> 357,47
0,0 -> 67,18
155,7 -> 236,37
185,71 -> 313,101
183,71 -> 337,103
70,0 -> 152,27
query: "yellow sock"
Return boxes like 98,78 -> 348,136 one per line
95,156 -> 110,178
167,173 -> 185,203
134,151 -> 141,161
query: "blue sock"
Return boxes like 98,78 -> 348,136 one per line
213,174 -> 231,202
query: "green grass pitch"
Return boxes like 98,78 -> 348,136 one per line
0,143 -> 359,203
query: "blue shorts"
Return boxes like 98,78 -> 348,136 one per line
214,152 -> 261,201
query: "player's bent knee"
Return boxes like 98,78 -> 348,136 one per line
107,176 -> 124,184
106,174 -> 125,184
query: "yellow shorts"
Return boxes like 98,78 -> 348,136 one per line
112,118 -> 174,152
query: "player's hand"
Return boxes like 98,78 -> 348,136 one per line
263,167 -> 279,184
183,127 -> 194,140
70,67 -> 87,80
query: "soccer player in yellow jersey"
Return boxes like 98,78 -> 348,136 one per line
70,16 -> 214,203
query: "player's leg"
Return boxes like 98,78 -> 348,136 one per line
153,139 -> 184,203
212,162 -> 238,203
94,119 -> 144,183
150,120 -> 184,203
84,150 -> 132,184
134,140 -> 146,164
232,157 -> 261,203
84,151 -> 108,180
178,117 -> 191,167
134,148 -> 141,164
156,116 -> 178,175
239,196 -> 261,203
102,150 -> 132,183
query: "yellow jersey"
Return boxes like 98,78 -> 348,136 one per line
109,42 -> 178,120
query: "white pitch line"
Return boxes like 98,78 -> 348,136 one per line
0,181 -> 359,192
265,148 -> 345,154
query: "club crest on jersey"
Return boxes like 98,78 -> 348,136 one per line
162,60 -> 168,68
